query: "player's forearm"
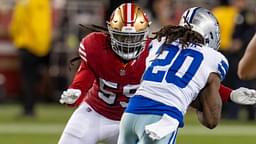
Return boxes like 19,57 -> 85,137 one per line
238,60 -> 256,80
200,74 -> 222,129
69,79 -> 94,107
197,91 -> 222,129
201,97 -> 222,129
238,56 -> 256,80
68,62 -> 95,106
238,34 -> 256,80
196,110 -> 209,128
196,109 -> 219,129
70,61 -> 95,90
198,90 -> 222,129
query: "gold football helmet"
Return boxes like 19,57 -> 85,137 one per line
107,3 -> 150,60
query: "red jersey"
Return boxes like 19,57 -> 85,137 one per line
70,32 -> 149,120
70,32 -> 232,121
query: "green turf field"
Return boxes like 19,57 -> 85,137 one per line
0,104 -> 255,144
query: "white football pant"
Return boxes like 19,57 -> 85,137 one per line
58,102 -> 120,144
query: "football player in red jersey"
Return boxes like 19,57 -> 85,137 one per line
58,3 -> 256,144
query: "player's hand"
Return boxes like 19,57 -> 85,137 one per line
59,89 -> 81,104
230,87 -> 256,105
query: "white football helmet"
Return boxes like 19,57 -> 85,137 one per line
179,7 -> 220,50
107,3 -> 150,60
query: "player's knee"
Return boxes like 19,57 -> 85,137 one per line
59,131 -> 98,144
58,133 -> 82,144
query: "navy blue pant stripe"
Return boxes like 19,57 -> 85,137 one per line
171,130 -> 178,144
167,130 -> 178,144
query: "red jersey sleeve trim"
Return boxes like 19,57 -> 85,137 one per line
219,84 -> 232,103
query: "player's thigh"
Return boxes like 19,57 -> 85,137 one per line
134,114 -> 179,144
159,130 -> 178,144
99,115 -> 120,144
58,102 -> 101,144
133,114 -> 175,144
58,132 -> 87,144
140,129 -> 178,144
118,113 -> 139,144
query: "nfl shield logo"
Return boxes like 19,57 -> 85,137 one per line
120,69 -> 126,76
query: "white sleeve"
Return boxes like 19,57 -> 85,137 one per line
216,54 -> 229,81
204,49 -> 229,81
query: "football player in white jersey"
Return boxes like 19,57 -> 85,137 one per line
118,7 -> 227,144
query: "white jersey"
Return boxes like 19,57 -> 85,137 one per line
135,39 -> 229,115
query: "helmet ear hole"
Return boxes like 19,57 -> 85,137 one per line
205,38 -> 209,44
210,32 -> 214,39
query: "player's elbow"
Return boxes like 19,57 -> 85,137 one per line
238,67 -> 250,80
205,120 -> 218,129
238,61 -> 253,80
238,71 -> 246,80
201,114 -> 220,129
204,108 -> 221,129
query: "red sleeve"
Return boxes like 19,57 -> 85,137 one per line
68,61 -> 95,107
219,84 -> 232,103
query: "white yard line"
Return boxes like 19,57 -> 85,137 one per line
0,124 -> 255,136
0,124 -> 64,134
180,125 -> 256,136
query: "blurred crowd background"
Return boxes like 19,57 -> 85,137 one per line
0,0 -> 255,120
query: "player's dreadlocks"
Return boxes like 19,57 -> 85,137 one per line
69,24 -> 109,70
151,17 -> 204,48
78,24 -> 109,39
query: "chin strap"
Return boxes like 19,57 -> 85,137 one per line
183,16 -> 192,29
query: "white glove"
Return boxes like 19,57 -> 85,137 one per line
230,87 -> 256,105
59,89 -> 81,104
145,114 -> 179,140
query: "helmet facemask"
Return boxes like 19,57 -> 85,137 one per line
107,3 -> 150,60
108,26 -> 148,60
